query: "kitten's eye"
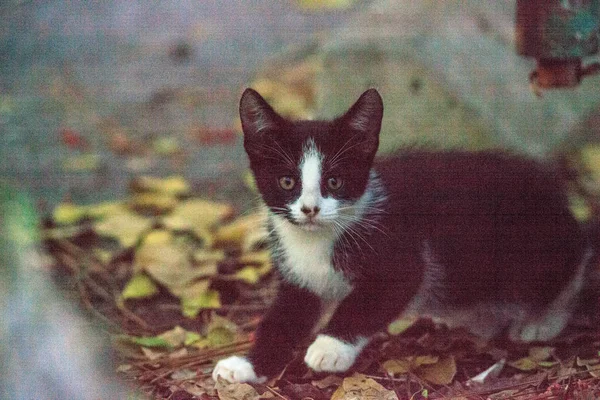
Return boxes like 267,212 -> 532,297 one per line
327,177 -> 343,190
279,176 -> 296,191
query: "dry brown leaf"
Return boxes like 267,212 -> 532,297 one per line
417,355 -> 457,385
215,378 -> 260,400
141,347 -> 165,361
331,373 -> 398,400
311,375 -> 343,389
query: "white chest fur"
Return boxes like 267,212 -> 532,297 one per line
271,215 -> 352,300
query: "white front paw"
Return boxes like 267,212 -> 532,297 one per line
304,334 -> 368,372
212,356 -> 266,383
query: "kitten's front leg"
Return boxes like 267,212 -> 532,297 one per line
305,283 -> 410,373
213,282 -> 321,383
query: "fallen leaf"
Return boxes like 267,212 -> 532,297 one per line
234,266 -> 262,285
141,347 -> 165,360
158,326 -> 188,347
129,192 -> 178,214
387,316 -> 417,335
94,211 -> 153,248
529,347 -> 554,362
193,249 -> 226,264
170,368 -> 197,380
53,202 -> 88,225
216,378 -> 260,400
295,0 -> 355,11
213,212 -> 265,249
282,383 -> 325,400
86,201 -> 128,219
121,272 -> 159,300
162,199 -> 234,240
331,373 -> 398,400
382,359 -> 412,375
417,355 -> 457,385
180,289 -> 221,318
312,375 -> 344,389
131,175 -> 190,197
134,239 -> 207,290
508,357 -> 538,371
580,144 -> 600,181
118,334 -> 173,349
193,314 -> 238,348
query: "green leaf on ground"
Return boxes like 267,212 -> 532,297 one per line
121,272 -> 159,300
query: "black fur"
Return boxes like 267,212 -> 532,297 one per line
237,88 -> 591,378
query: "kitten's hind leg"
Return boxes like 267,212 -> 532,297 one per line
508,310 -> 571,342
509,249 -> 591,342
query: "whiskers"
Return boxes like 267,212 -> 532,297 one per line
318,204 -> 388,255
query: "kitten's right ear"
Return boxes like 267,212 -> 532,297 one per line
239,88 -> 283,138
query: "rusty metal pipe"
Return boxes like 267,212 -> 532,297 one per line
516,0 -> 600,90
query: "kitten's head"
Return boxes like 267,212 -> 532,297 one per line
240,88 -> 383,232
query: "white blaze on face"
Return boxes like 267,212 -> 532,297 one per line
298,142 -> 322,211
289,141 -> 338,228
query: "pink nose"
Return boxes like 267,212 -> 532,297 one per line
301,206 -> 320,216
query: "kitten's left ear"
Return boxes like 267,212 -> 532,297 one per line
239,88 -> 283,138
340,89 -> 384,155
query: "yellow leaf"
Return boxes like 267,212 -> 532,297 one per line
415,355 -> 440,366
234,266 -> 261,285
134,242 -> 198,287
121,273 -> 159,300
213,212 -> 265,248
170,280 -> 211,299
580,145 -> 600,180
387,316 -> 417,335
382,359 -> 412,375
129,192 -> 178,214
162,199 -> 234,233
508,357 -> 538,371
143,229 -> 173,246
193,249 -> 226,264
417,355 -> 457,385
86,201 -> 128,219
131,175 -> 190,196
238,250 -> 270,266
94,212 -> 153,248
295,0 -> 355,12
53,202 -> 88,225
568,193 -> 592,222
158,326 -> 188,347
181,290 -> 221,318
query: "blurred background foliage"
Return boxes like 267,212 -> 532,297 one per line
2,0 -> 599,213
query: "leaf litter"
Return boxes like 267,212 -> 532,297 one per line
42,174 -> 600,399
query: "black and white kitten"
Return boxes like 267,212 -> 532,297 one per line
213,88 -> 593,383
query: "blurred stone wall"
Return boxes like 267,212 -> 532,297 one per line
254,0 -> 600,157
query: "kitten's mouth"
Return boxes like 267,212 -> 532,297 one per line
298,219 -> 324,231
